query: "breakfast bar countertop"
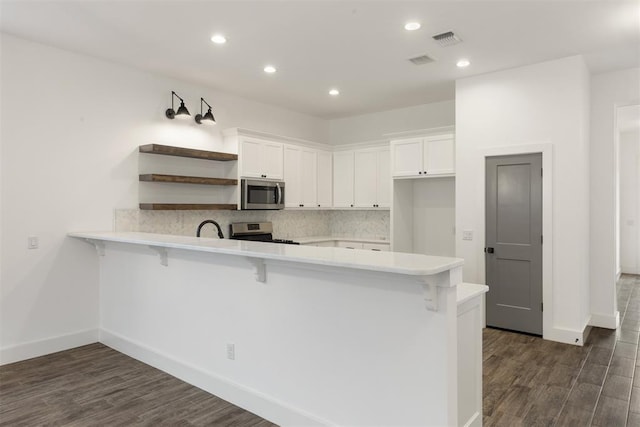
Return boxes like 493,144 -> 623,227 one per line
68,231 -> 463,278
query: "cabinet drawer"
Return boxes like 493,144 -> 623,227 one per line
336,241 -> 363,249
362,243 -> 390,252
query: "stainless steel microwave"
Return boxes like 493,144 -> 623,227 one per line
240,178 -> 285,210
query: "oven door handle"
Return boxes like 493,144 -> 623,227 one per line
276,183 -> 282,205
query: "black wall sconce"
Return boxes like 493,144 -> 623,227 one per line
195,98 -> 216,125
165,91 -> 190,119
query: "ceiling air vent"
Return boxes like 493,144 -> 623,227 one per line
408,54 -> 435,66
432,31 -> 462,47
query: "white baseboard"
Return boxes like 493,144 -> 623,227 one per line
544,326 -> 589,346
0,328 -> 99,366
621,266 -> 640,275
99,329 -> 333,427
589,312 -> 620,329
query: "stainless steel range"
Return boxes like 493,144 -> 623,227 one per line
229,222 -> 300,245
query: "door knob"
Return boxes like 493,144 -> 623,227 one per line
485,247 -> 495,254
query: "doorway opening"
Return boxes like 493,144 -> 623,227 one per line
617,104 -> 640,277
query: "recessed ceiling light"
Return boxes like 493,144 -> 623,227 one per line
210,34 -> 227,44
264,65 -> 277,74
456,59 -> 471,68
329,89 -> 340,96
404,22 -> 421,31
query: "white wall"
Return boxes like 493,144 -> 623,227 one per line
590,68 -> 640,328
620,129 -> 640,274
0,33 -> 328,364
455,56 -> 591,344
413,178 -> 456,257
329,100 -> 455,145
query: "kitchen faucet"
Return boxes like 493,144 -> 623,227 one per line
196,220 -> 224,239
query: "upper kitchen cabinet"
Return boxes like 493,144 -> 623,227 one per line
333,151 -> 355,208
316,150 -> 332,208
284,145 -> 317,208
238,138 -> 283,179
391,134 -> 455,178
354,147 -> 390,208
333,145 -> 390,209
284,146 -> 333,208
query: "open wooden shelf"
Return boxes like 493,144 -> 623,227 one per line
139,174 -> 238,186
139,144 -> 238,161
139,203 -> 238,211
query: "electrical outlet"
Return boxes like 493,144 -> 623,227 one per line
462,230 -> 473,241
28,236 -> 39,249
226,343 -> 235,360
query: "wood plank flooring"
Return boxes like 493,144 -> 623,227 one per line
485,274 -> 640,426
0,344 -> 276,426
1,274 -> 637,426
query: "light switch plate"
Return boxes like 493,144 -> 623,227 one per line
28,236 -> 39,249
462,230 -> 473,241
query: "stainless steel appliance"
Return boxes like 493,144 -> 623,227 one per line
229,222 -> 299,245
240,178 -> 285,210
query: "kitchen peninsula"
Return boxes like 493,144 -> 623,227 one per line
69,231 -> 482,426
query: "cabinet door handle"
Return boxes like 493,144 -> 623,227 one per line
418,171 -> 422,175
350,204 -> 353,207
317,204 -> 320,207
371,249 -> 381,251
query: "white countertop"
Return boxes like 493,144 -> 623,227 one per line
457,283 -> 489,305
68,231 -> 463,277
294,236 -> 389,244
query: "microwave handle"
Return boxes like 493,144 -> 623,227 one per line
276,183 -> 282,205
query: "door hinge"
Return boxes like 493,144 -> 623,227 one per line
541,168 -> 543,177
541,302 -> 543,312
541,235 -> 543,244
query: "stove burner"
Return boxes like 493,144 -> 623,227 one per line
229,222 -> 300,245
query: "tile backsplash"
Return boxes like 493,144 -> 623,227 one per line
114,209 -> 389,240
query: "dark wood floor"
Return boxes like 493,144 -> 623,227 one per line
485,274 -> 640,426
1,275 -> 637,426
0,343 -> 276,426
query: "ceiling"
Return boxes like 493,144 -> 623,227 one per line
1,1 -> 638,119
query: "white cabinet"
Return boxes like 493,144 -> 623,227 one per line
354,148 -> 390,208
362,242 -> 390,252
334,147 -> 390,209
457,284 -> 488,427
284,146 -> 332,208
239,138 -> 283,179
336,241 -> 363,249
304,239 -> 390,251
333,151 -> 355,208
284,145 -> 317,208
391,134 -> 454,178
316,150 -> 333,208
354,151 -> 377,207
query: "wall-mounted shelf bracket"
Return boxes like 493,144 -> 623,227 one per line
248,257 -> 266,282
149,246 -> 169,266
420,281 -> 438,311
85,239 -> 106,256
